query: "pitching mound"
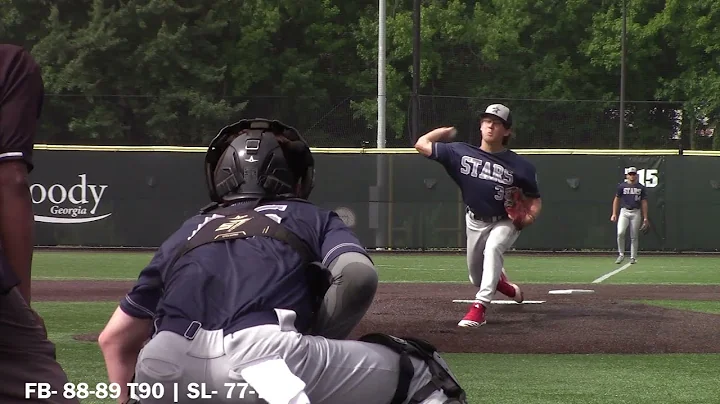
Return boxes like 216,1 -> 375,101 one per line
32,280 -> 720,354
347,283 -> 720,354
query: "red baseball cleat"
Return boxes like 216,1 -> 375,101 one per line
458,303 -> 486,327
497,272 -> 524,303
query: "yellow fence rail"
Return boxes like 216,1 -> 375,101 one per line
33,144 -> 720,156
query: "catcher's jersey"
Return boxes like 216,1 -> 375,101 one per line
616,181 -> 647,209
0,44 -> 44,294
119,199 -> 369,335
429,142 -> 540,217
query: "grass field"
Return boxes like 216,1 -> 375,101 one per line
32,251 -> 720,404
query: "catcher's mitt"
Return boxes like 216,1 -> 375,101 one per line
504,187 -> 531,230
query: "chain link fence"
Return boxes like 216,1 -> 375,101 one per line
38,94 -> 713,150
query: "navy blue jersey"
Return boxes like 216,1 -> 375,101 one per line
428,142 -> 540,218
119,200 -> 369,335
616,181 -> 647,210
0,44 -> 44,294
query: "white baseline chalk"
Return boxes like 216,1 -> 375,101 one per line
592,262 -> 632,284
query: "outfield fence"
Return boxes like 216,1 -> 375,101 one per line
29,145 -> 720,252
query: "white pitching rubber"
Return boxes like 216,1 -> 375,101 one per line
547,289 -> 595,295
452,299 -> 546,304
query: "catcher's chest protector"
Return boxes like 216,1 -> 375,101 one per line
357,333 -> 468,404
173,207 -> 313,265
164,204 -> 332,289
162,204 -> 333,315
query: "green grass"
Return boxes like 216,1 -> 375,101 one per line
33,302 -> 116,404
637,300 -> 720,314
35,300 -> 720,404
608,259 -> 720,285
447,353 -> 720,404
34,301 -> 116,343
33,251 -> 152,280
32,251 -> 720,285
28,251 -> 720,403
373,254 -> 720,284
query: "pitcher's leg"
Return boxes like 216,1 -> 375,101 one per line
465,213 -> 491,287
475,221 -> 520,305
496,267 -> 524,303
0,288 -> 79,404
457,214 -> 494,327
311,252 -> 378,340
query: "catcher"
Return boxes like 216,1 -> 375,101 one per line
415,104 -> 542,327
98,118 -> 468,404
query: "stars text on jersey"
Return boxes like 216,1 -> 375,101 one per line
459,156 -> 513,186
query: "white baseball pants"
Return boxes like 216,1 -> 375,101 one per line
617,207 -> 642,258
465,212 -> 521,305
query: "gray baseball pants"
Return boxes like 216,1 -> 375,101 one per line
134,312 -> 453,404
617,207 -> 642,258
465,213 -> 520,305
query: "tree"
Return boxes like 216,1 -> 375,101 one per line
4,0 -> 719,149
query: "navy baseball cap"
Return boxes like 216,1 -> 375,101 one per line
481,104 -> 513,128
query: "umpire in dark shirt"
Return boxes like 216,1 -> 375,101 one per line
0,44 -> 79,403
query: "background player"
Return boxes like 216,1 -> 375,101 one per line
611,166 -> 649,264
414,104 -> 542,328
0,43 -> 79,403
98,118 -> 467,404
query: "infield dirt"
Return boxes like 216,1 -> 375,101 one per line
33,280 -> 720,354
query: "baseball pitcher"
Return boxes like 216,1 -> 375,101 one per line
611,166 -> 649,264
98,119 -> 468,404
415,104 -> 542,328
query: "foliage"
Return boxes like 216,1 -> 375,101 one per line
2,0 -> 718,149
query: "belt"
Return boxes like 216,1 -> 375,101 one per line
466,207 -> 505,223
155,311 -> 279,340
622,207 -> 637,211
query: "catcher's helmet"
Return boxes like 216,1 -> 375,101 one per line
204,118 -> 315,204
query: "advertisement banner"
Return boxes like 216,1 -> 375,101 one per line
26,150 -> 717,252
31,174 -> 112,224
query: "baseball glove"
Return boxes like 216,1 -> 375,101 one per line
640,219 -> 650,235
504,187 -> 531,230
